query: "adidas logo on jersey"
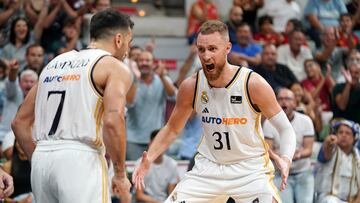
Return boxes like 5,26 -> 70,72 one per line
202,108 -> 209,113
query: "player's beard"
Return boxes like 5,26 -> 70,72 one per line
203,61 -> 225,82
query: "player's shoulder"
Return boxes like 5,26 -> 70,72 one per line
97,56 -> 131,74
247,70 -> 272,92
179,72 -> 197,92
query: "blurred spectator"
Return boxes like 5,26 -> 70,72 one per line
93,0 -> 111,12
302,60 -> 334,137
126,51 -> 177,160
135,129 -> 179,203
315,26 -> 348,83
253,15 -> 283,46
0,0 -> 22,47
315,119 -> 360,203
233,0 -> 264,32
225,6 -> 243,45
290,82 -> 319,129
304,0 -> 348,48
302,59 -> 334,113
0,61 -> 37,142
229,22 -> 262,67
1,17 -> 42,69
144,37 -> 156,54
264,87 -> 314,203
127,45 -> 143,80
174,45 -> 202,159
40,0 -> 79,58
0,59 -> 7,118
346,0 -> 360,40
260,0 -> 301,33
66,0 -> 85,11
346,48 -> 360,68
175,45 -> 202,161
282,18 -> 305,45
337,13 -> 359,49
129,45 -> 143,62
253,44 -> 297,91
1,131 -> 33,203
332,62 -> 360,124
23,44 -> 45,75
177,113 -> 202,161
81,0 -> 111,46
277,29 -> 313,81
57,17 -> 82,54
175,42 -> 200,87
187,0 -> 219,44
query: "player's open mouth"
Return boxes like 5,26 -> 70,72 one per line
205,64 -> 215,72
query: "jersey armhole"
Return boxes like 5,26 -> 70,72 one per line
246,71 -> 261,113
192,70 -> 200,111
89,55 -> 109,97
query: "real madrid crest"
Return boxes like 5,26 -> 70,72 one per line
201,91 -> 209,104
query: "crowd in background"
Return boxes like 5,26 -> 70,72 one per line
0,0 -> 360,202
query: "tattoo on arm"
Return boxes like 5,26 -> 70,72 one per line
107,109 -> 121,113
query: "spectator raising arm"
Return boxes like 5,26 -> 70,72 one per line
176,43 -> 198,87
156,61 -> 177,97
0,2 -> 20,26
335,68 -> 353,110
42,1 -> 62,29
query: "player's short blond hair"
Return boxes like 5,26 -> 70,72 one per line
198,20 -> 229,42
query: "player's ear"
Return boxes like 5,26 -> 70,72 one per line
226,41 -> 232,54
114,33 -> 123,49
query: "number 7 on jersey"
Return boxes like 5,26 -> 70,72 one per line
47,91 -> 66,136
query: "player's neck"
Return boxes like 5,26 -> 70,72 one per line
208,63 -> 238,88
87,41 -> 115,55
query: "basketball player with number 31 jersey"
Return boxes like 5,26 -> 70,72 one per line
12,10 -> 134,203
133,20 -> 297,203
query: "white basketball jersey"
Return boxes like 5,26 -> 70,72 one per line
194,67 -> 268,164
33,49 -> 111,150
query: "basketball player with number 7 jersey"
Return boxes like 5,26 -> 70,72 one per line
12,10 -> 134,203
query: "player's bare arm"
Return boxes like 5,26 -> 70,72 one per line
92,55 -> 133,195
248,72 -> 296,191
132,74 -> 196,190
247,72 -> 282,118
12,84 -> 38,160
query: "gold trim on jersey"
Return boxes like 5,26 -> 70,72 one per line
93,98 -> 104,148
87,55 -> 106,98
254,114 -> 281,202
99,155 -> 109,203
243,70 -> 259,114
226,67 -> 242,89
196,134 -> 205,150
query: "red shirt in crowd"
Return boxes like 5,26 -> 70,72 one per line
253,32 -> 283,46
301,77 -> 333,111
337,31 -> 359,48
187,0 -> 219,36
